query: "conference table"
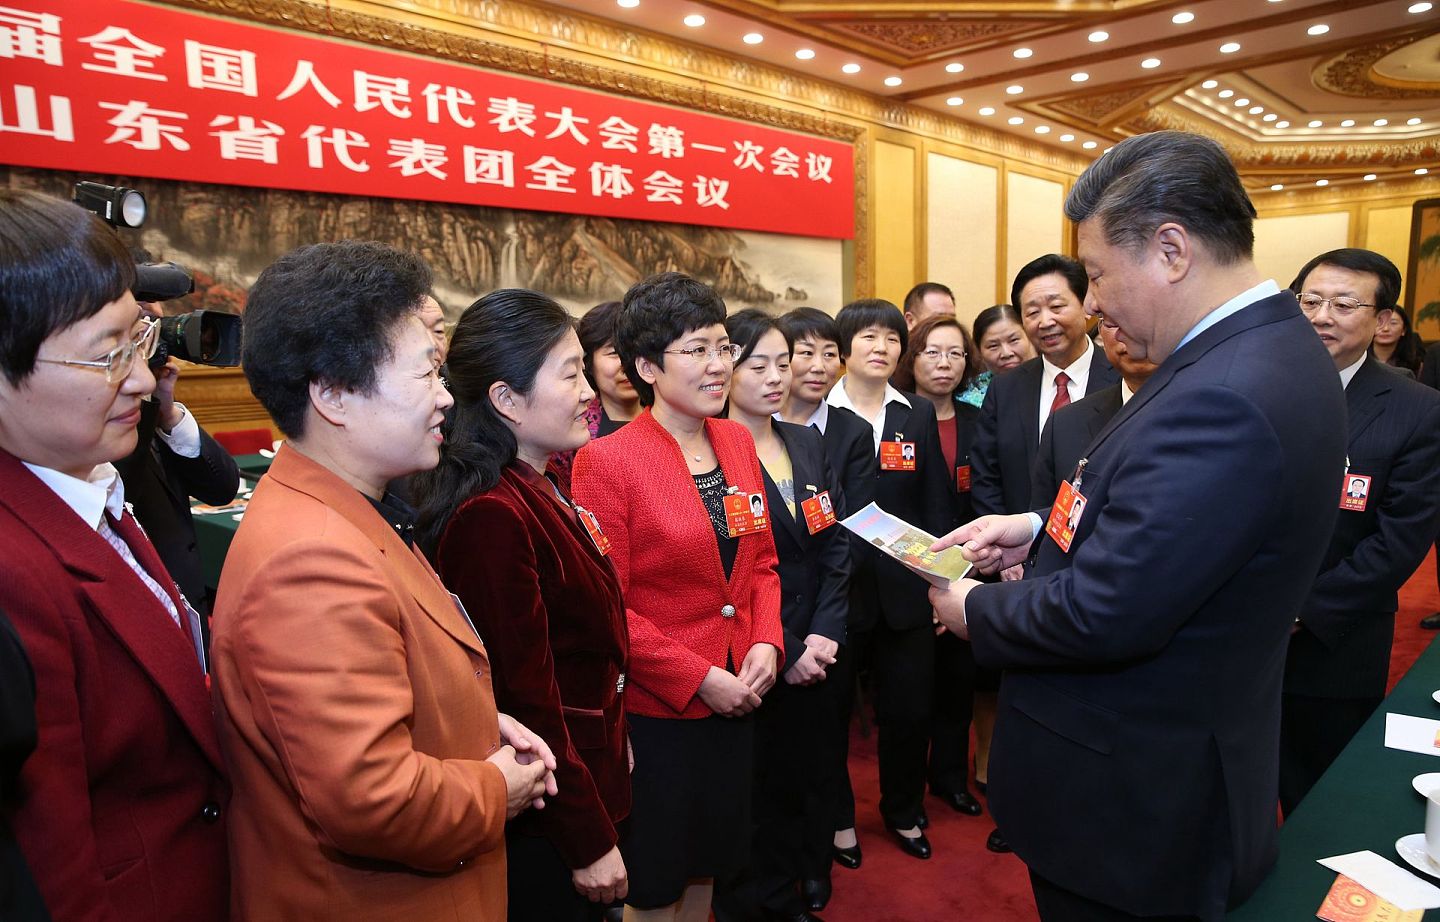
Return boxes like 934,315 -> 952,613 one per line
1228,634 -> 1440,920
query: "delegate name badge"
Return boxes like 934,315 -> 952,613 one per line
1340,472 -> 1372,513
725,490 -> 770,537
801,489 -> 837,535
955,464 -> 972,492
575,505 -> 611,556
880,439 -> 917,472
1045,481 -> 1087,554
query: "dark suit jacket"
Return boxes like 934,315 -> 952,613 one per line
817,404 -> 875,519
114,401 -> 239,605
1030,384 -> 1125,509
765,422 -> 851,663
967,292 -> 1346,919
970,346 -> 1119,516
433,462 -> 630,870
1420,341 -> 1440,390
1285,358 -> 1440,700
0,450 -> 229,922
945,402 -> 981,524
849,394 -> 956,632
0,608 -> 47,922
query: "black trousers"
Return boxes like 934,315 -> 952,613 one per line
1031,870 -> 1202,922
928,631 -> 977,795
1278,692 -> 1382,816
505,830 -> 610,922
833,619 -> 936,830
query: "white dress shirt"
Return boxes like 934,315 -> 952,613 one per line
827,377 -> 911,455
1339,354 -> 1366,391
776,399 -> 832,435
1038,337 -> 1096,440
155,402 -> 201,458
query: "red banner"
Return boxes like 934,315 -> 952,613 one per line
0,0 -> 854,238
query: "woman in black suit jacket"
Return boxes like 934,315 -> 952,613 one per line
824,300 -> 956,862
894,316 -> 985,821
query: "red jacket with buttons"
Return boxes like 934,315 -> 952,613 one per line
572,411 -> 784,719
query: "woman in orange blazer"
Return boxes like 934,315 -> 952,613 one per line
210,241 -> 556,921
413,289 -> 631,921
571,272 -> 784,922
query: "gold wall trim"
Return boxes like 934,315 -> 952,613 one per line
1251,175 -> 1440,212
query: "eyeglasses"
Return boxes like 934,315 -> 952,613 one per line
663,343 -> 743,364
36,316 -> 160,383
1296,293 -> 1379,318
919,348 -> 966,363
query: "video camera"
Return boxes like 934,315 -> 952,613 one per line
73,181 -> 242,367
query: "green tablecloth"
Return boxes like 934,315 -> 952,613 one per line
1229,634 -> 1440,919
193,502 -> 243,591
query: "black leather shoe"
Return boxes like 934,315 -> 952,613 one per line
887,826 -> 932,860
985,828 -> 1012,853
1422,612 -> 1440,630
916,809 -> 929,829
802,878 -> 832,912
831,843 -> 862,869
937,789 -> 983,816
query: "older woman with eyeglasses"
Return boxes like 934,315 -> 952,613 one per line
571,273 -> 783,922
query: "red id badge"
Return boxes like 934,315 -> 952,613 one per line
725,491 -> 770,537
955,464 -> 972,492
577,507 -> 611,556
1339,473 -> 1372,513
801,490 -> 837,535
1045,481 -> 1087,554
880,440 -> 916,471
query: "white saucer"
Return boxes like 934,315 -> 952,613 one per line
1414,773 -> 1440,797
1396,833 -> 1440,878
1432,690 -> 1440,705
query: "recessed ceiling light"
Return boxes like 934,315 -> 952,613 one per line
1006,85 -> 1024,95
979,106 -> 995,116
1089,31 -> 1109,42
1374,118 -> 1388,126
683,13 -> 705,26
1219,42 -> 1242,54
945,62 -> 965,74
841,63 -> 860,74
1202,79 -> 1219,89
742,32 -> 763,44
1271,183 -> 1284,191
1082,140 -> 1099,149
1316,179 -> 1329,186
1408,2 -> 1432,12
1408,117 -> 1423,125
795,48 -> 815,60
1307,23 -> 1330,35
1419,168 -> 1431,175
1249,105 -> 1264,114
1014,48 -> 1034,59
1308,119 -> 1323,127
1008,116 -> 1024,125
1263,113 -> 1277,122
616,0 -> 639,7
1141,57 -> 1161,69
1219,90 -> 1235,98
1071,72 -> 1090,82
1340,118 -> 1355,127
1364,173 -> 1377,181
1173,11 -> 1196,24
884,76 -> 903,87
1035,125 -> 1051,134
1276,120 -> 1290,128
1060,134 -> 1075,142
946,96 -> 964,106
1235,98 -> 1251,107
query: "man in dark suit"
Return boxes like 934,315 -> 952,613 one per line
115,362 -> 240,612
930,131 -> 1346,921
971,253 -> 1120,520
1032,318 -> 1158,505
1280,248 -> 1440,813
1417,341 -> 1440,630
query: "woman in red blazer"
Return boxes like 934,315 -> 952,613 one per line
413,289 -> 631,922
571,272 -> 784,922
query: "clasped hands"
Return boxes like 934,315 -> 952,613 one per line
927,513 -> 1036,641
698,642 -> 780,717
487,712 -> 559,819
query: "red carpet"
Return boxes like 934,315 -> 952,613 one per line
820,549 -> 1440,922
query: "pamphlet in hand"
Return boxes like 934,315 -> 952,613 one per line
840,502 -> 972,587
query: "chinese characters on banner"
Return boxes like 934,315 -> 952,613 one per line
0,0 -> 855,238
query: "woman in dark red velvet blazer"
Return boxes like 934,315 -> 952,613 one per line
413,289 -> 630,922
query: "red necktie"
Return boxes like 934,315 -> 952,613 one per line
1050,371 -> 1072,415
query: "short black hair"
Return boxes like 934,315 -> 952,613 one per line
0,189 -> 136,386
242,240 -> 433,438
903,282 -> 955,317
1065,130 -> 1256,265
778,306 -> 840,347
1289,248 -> 1402,313
972,303 -> 1023,346
835,298 -> 907,360
577,300 -> 622,388
726,308 -> 793,364
614,272 -> 727,407
1010,254 -> 1087,312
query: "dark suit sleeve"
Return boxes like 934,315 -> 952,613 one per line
970,384 -> 1005,516
1031,417 -> 1060,514
1421,344 -> 1440,390
810,442 -> 851,646
968,385 -> 1290,668
1301,399 -> 1440,646
160,426 -> 241,507
838,415 -> 874,516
